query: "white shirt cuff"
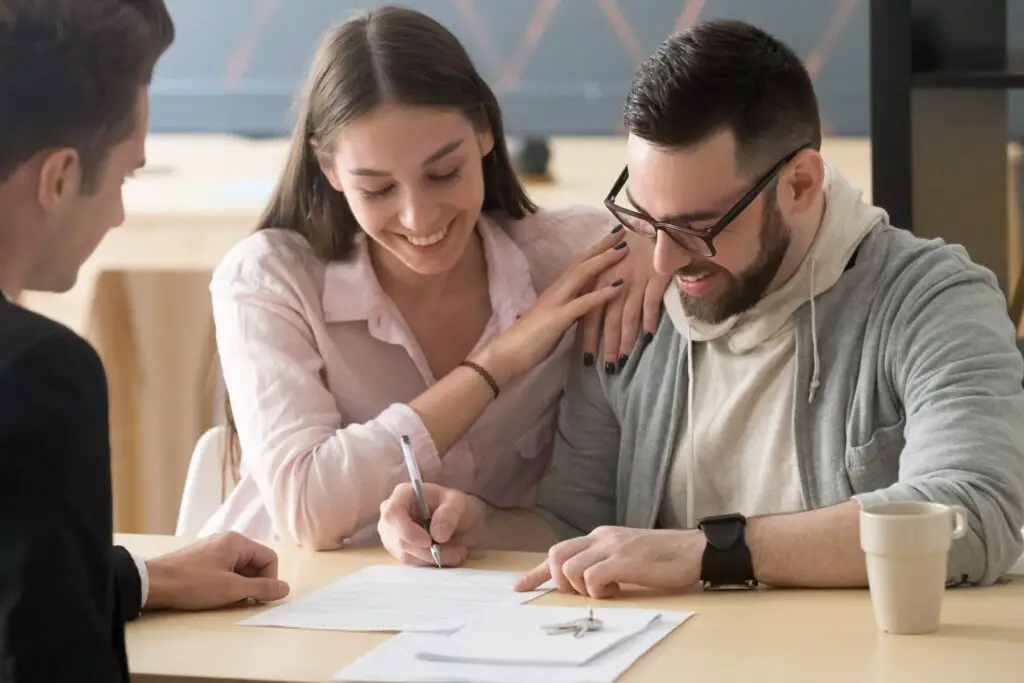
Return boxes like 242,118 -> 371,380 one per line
129,550 -> 150,610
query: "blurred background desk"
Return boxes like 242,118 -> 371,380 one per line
16,134 -> 271,533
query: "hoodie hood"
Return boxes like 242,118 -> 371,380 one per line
665,164 -> 885,354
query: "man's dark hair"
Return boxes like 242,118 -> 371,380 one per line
623,19 -> 821,176
0,0 -> 175,191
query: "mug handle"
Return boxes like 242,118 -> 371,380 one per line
949,504 -> 968,540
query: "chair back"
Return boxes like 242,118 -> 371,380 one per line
176,425 -> 233,536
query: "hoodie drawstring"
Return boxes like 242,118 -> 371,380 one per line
685,329 -> 695,529
807,257 -> 820,403
683,259 -> 820,528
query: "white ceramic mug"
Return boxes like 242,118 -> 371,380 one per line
859,501 -> 968,635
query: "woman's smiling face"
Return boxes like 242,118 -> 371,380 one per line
320,103 -> 494,278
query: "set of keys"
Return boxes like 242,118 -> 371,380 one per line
541,606 -> 603,638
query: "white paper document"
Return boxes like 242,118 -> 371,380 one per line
416,605 -> 664,666
237,565 -> 551,633
333,607 -> 694,683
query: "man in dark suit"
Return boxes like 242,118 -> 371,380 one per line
0,1 -> 290,680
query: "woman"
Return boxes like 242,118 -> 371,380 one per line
201,5 -> 667,549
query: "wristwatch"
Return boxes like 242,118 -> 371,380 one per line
697,513 -> 758,590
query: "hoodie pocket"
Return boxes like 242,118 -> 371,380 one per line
845,418 -> 905,493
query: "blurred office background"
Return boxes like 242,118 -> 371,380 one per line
149,0 -> 1024,138
151,0 -> 868,137
17,1 -> 1023,537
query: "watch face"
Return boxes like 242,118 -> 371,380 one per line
698,513 -> 746,527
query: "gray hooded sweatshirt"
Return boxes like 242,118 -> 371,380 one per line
534,168 -> 1024,586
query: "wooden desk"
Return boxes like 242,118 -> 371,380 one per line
120,534 -> 1024,683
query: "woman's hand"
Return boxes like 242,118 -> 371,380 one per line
580,227 -> 672,373
474,230 -> 630,386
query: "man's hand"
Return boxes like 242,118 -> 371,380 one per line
513,527 -> 705,598
143,531 -> 290,611
378,482 -> 488,567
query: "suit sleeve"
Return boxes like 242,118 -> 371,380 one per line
111,546 -> 143,622
0,331 -> 128,681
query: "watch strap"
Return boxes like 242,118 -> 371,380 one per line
699,515 -> 757,589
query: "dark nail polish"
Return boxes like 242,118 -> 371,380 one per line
643,332 -> 654,345
613,241 -> 628,250
605,362 -> 616,375
611,224 -> 623,233
611,278 -> 624,287
618,354 -> 629,370
583,352 -> 594,367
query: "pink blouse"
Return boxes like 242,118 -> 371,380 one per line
199,205 -> 616,548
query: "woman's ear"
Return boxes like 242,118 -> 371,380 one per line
311,140 -> 344,193
477,129 -> 494,158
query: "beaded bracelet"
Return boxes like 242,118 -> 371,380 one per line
459,360 -> 500,399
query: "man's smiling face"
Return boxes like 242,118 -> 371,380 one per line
625,130 -> 791,323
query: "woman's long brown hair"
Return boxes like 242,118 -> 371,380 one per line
220,5 -> 537,485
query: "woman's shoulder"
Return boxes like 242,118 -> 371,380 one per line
212,227 -> 325,297
217,228 -> 323,284
484,205 -> 617,293
489,204 -> 617,260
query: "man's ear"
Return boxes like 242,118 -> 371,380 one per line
784,149 -> 825,214
37,148 -> 80,211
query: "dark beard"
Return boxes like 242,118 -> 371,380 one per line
678,200 -> 790,324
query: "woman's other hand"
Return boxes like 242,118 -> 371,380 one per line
580,227 -> 671,373
474,230 -> 630,386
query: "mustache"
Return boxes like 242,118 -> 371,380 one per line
675,263 -> 721,278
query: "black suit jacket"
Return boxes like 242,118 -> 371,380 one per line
0,297 -> 141,682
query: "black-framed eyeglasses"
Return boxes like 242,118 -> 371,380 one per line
603,144 -> 813,258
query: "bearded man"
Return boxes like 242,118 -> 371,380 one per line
376,18 -> 1024,596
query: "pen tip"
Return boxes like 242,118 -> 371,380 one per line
430,545 -> 442,568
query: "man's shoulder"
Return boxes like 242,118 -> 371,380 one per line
0,299 -> 88,355
0,303 -> 108,472
582,309 -> 685,409
828,224 -> 1015,375
851,224 -> 999,295
0,301 -> 101,382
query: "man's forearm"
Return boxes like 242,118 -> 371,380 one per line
747,500 -> 867,587
465,503 -> 561,552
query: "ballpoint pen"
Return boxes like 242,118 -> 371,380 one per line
399,434 -> 443,568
